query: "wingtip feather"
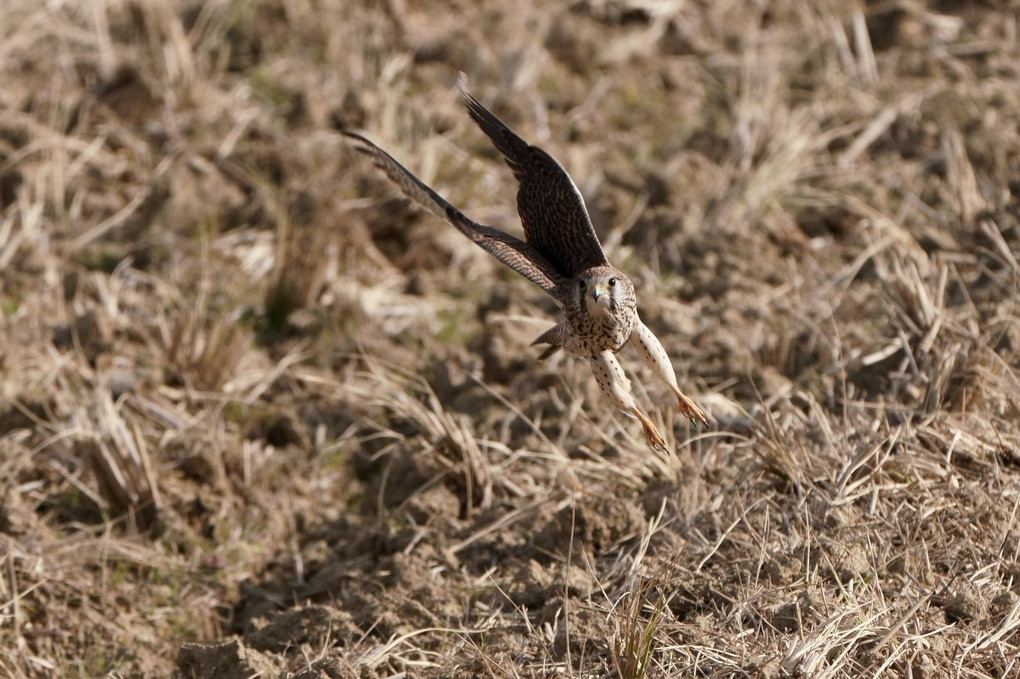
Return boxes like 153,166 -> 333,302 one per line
340,129 -> 379,157
339,127 -> 364,140
458,73 -> 486,119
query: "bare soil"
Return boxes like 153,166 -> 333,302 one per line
1,1 -> 1018,677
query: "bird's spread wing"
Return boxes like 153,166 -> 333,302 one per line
459,78 -> 609,279
343,131 -> 569,296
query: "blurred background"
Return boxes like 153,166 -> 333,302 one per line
0,1 -> 1017,677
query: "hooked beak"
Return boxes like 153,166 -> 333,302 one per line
590,285 -> 605,302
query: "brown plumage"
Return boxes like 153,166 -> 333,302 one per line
343,76 -> 707,450
460,85 -> 608,280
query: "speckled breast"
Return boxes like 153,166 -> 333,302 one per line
565,306 -> 636,355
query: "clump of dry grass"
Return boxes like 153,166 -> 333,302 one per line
161,311 -> 253,392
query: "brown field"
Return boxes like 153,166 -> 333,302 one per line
1,0 -> 1018,677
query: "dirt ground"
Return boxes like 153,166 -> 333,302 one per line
1,0 -> 1018,677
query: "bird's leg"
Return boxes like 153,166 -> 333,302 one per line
589,351 -> 667,451
629,320 -> 707,425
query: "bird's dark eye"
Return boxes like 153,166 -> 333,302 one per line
608,278 -> 617,287
578,279 -> 586,290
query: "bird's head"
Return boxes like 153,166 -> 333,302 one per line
575,266 -> 633,316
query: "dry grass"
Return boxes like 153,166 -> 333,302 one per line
1,0 -> 1018,677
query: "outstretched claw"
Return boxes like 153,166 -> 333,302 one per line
632,408 -> 668,452
671,385 -> 708,426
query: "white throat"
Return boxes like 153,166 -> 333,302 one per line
585,294 -> 611,317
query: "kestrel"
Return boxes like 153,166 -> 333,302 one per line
344,77 -> 707,450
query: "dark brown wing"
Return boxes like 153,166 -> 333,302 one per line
459,78 -> 609,279
343,131 -> 569,296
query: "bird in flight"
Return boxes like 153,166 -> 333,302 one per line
343,76 -> 706,450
